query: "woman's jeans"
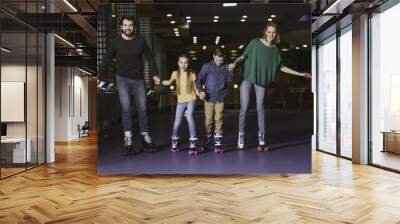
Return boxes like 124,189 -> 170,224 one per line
172,100 -> 197,139
238,80 -> 266,137
116,75 -> 149,133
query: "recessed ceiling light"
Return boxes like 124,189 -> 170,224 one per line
240,19 -> 246,22
281,48 -> 289,52
173,28 -> 178,31
189,50 -> 196,54
302,44 -> 308,48
170,85 -> 175,90
213,19 -> 218,23
192,57 -> 197,60
187,20 -> 191,23
223,3 -> 237,7
295,47 -> 300,50
170,21 -> 176,24
175,33 -> 180,36
214,16 -> 219,19
242,15 -> 247,18
221,45 -> 225,48
238,45 -> 244,49
270,14 -> 276,18
167,13 -> 173,17
202,45 -> 207,50
112,14 -> 116,18
186,16 -> 191,19
230,50 -> 237,53
267,18 -> 273,22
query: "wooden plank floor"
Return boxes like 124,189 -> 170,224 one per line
1,135 -> 400,224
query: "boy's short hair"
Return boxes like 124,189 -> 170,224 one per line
213,48 -> 225,57
120,16 -> 136,26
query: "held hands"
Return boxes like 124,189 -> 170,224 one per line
228,63 -> 236,72
199,91 -> 206,100
153,76 -> 161,85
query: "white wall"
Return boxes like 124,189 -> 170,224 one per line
55,66 -> 89,141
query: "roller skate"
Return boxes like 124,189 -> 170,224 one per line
141,132 -> 156,152
188,137 -> 199,156
170,136 -> 179,152
256,133 -> 269,152
237,132 -> 245,150
202,133 -> 213,151
213,133 -> 223,154
124,135 -> 133,156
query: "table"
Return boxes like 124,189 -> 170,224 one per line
381,131 -> 400,154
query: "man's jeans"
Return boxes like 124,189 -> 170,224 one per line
238,80 -> 266,137
172,100 -> 197,139
116,75 -> 149,133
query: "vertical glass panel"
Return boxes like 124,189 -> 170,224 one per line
371,3 -> 400,171
38,32 -> 45,165
339,27 -> 352,158
317,35 -> 337,154
0,5 -> 28,177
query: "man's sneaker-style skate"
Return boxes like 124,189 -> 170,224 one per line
124,136 -> 133,156
141,132 -> 156,152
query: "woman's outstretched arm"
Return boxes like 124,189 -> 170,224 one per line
280,66 -> 311,79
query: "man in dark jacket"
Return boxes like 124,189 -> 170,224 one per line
98,16 -> 160,153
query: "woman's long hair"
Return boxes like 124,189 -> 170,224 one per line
263,22 -> 280,44
175,54 -> 194,95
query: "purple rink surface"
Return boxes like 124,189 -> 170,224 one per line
98,109 -> 312,174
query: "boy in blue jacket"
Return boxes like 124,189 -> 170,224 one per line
196,48 -> 234,153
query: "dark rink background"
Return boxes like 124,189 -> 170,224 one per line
97,3 -> 312,174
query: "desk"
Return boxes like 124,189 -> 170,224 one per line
382,131 -> 400,154
1,138 -> 31,163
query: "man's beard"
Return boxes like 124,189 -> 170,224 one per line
122,30 -> 133,37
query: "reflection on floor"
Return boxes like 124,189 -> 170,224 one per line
98,109 -> 313,174
0,167 -> 25,178
373,151 -> 400,171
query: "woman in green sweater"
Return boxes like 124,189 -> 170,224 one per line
229,22 -> 311,151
